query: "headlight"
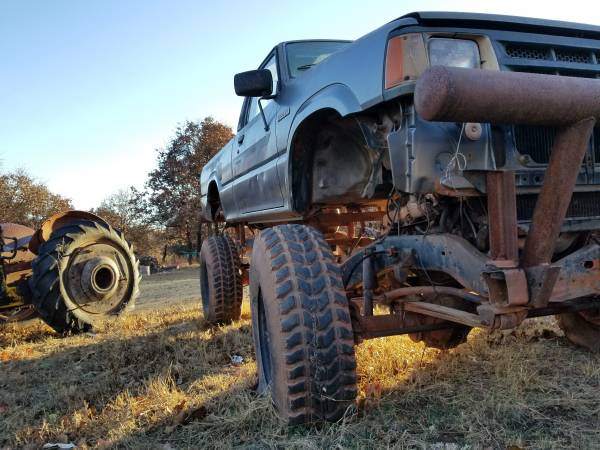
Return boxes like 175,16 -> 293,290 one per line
428,38 -> 480,69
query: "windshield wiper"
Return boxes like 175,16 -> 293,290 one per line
296,63 -> 315,71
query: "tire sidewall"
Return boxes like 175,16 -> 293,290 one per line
249,234 -> 290,416
199,239 -> 217,323
557,312 -> 600,352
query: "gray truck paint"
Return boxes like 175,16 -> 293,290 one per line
200,11 -> 600,224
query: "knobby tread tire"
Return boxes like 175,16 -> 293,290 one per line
250,224 -> 357,425
30,220 -> 140,334
199,234 -> 243,324
556,310 -> 600,353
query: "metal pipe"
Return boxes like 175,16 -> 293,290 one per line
486,171 -> 519,266
522,118 -> 597,267
382,286 -> 484,304
362,321 -> 461,340
527,298 -> 600,318
415,66 -> 600,126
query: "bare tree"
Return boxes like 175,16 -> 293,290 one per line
0,169 -> 72,228
137,117 -> 233,258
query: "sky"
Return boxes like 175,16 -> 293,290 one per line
1,0 -> 599,209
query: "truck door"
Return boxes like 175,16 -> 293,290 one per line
232,52 -> 284,215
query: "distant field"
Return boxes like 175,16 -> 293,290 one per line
1,267 -> 600,449
134,266 -> 201,312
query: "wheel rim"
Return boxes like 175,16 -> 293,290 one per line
62,239 -> 135,315
257,291 -> 273,386
200,260 -> 210,312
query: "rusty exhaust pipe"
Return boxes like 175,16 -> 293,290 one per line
415,66 -> 600,126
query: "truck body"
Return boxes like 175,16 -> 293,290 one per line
201,12 -> 600,228
197,12 -> 600,424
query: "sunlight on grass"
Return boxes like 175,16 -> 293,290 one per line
2,301 -> 600,448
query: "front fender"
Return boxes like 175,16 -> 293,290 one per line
286,83 -> 362,150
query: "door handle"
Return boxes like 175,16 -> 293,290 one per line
237,133 -> 245,145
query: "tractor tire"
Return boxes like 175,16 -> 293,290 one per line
199,234 -> 243,324
250,224 -> 357,425
30,220 -> 140,334
556,307 -> 600,352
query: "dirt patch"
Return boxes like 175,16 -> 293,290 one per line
135,267 -> 200,312
1,271 -> 600,449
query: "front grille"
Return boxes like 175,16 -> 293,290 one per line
514,125 -> 557,163
514,125 -> 600,164
500,42 -> 600,78
505,44 -> 549,60
555,48 -> 594,64
517,192 -> 600,222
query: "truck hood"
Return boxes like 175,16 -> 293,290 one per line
400,11 -> 600,40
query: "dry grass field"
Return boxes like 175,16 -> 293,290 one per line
2,268 -> 600,449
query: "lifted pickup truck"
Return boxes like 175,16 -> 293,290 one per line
199,11 -> 600,424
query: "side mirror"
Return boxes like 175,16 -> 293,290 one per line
234,69 -> 273,97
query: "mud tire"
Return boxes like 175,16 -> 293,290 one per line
199,234 -> 243,324
556,308 -> 600,353
250,224 -> 357,425
30,221 -> 140,334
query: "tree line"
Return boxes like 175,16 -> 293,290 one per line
1,117 -> 233,262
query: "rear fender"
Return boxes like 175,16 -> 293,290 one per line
29,210 -> 110,254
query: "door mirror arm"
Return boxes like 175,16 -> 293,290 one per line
257,97 -> 269,132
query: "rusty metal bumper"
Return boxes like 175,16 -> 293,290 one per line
410,67 -> 600,327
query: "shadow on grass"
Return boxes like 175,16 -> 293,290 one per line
5,314 -> 600,449
1,314 -> 255,448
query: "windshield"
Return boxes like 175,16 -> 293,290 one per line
286,41 -> 350,78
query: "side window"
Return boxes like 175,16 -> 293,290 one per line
246,54 -> 278,124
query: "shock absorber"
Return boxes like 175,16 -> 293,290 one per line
362,247 -> 376,316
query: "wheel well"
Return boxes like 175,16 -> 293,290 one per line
207,181 -> 221,220
289,109 -> 383,213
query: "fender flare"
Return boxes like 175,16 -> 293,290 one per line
286,83 -> 363,152
200,175 -> 222,222
284,84 -> 375,212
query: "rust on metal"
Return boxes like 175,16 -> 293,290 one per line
308,210 -> 385,227
414,66 -> 600,318
352,311 -> 462,340
483,268 -> 529,306
0,223 -> 36,286
522,118 -> 597,267
415,66 -> 600,126
486,171 -> 519,267
525,264 -> 561,308
476,304 -> 528,330
381,285 -> 483,304
403,301 -> 485,327
29,210 -> 110,254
